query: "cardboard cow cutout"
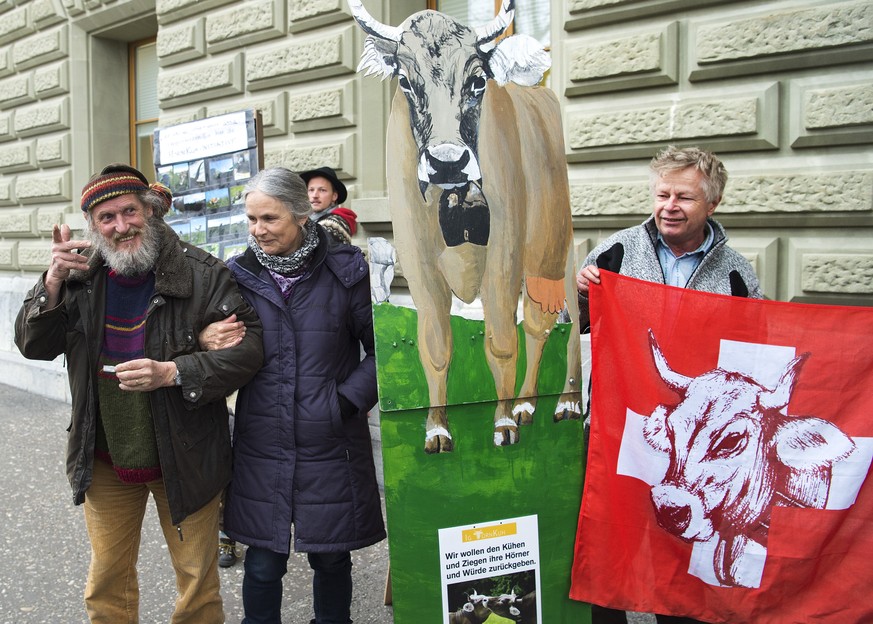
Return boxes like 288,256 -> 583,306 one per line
351,0 -> 581,454
352,1 -> 589,622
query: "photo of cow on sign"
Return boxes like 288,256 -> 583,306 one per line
635,330 -> 871,589
351,0 -> 582,453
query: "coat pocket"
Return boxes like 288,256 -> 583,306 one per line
162,327 -> 198,358
211,291 -> 248,319
327,381 -> 344,438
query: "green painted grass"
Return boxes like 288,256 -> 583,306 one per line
373,302 -> 575,411
373,302 -> 590,623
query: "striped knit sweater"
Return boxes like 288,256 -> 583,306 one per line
95,269 -> 161,483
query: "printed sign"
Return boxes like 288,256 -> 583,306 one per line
152,110 -> 262,260
439,515 -> 541,623
156,111 -> 252,165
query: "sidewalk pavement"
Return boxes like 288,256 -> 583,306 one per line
0,382 -> 657,624
0,382 -> 391,624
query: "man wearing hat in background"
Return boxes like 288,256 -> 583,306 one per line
15,163 -> 263,623
300,166 -> 359,245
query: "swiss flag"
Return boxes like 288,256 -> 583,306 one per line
570,271 -> 873,624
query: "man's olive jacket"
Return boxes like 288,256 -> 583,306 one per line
15,222 -> 263,525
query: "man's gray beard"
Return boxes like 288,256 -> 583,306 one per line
87,217 -> 162,277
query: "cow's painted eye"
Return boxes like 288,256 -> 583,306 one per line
468,75 -> 487,98
709,430 -> 748,459
398,75 -> 413,94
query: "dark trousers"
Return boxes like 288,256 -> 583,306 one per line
309,551 -> 353,624
591,604 -> 628,624
591,605 -> 707,624
242,546 -> 353,624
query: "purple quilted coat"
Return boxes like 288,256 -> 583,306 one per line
223,229 -> 384,554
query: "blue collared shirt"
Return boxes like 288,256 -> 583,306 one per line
656,223 -> 714,287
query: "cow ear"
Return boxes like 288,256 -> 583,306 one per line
510,606 -> 521,616
357,36 -> 399,78
462,602 -> 474,613
485,34 -> 551,86
643,405 -> 671,453
774,416 -> 856,469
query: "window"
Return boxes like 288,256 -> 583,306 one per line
431,0 -> 550,48
512,0 -> 550,48
129,38 -> 158,182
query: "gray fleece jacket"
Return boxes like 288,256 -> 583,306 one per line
579,216 -> 762,329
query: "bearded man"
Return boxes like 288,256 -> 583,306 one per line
15,163 -> 263,623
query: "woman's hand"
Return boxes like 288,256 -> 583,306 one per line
199,314 -> 246,351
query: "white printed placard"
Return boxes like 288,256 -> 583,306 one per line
157,111 -> 250,165
438,514 -> 541,623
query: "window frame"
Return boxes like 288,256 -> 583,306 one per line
128,37 -> 158,177
428,0 -> 516,36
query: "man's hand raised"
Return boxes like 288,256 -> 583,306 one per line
44,224 -> 91,308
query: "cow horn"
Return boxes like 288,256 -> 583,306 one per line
475,0 -> 515,45
347,0 -> 402,42
759,352 -> 809,412
649,329 -> 692,392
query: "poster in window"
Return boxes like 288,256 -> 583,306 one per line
153,110 -> 263,260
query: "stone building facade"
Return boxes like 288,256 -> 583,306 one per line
0,0 -> 871,401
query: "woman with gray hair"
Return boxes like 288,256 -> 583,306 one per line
200,167 -> 384,623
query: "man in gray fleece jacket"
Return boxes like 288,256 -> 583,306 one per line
577,145 -> 762,331
575,146 -> 763,624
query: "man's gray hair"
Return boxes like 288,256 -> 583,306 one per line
649,145 -> 727,204
243,167 -> 312,224
138,188 -> 171,218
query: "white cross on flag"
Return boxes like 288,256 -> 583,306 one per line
570,271 -> 873,623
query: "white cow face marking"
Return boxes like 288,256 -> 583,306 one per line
642,330 -> 858,587
349,0 -> 549,194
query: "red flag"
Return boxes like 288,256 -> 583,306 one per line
570,271 -> 873,624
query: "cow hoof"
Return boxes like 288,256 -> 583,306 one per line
425,427 -> 453,453
554,399 -> 581,422
494,417 -> 520,446
512,401 -> 535,426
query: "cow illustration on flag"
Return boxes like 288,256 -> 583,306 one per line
571,271 -> 873,624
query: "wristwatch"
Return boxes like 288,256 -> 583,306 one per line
174,369 -> 183,386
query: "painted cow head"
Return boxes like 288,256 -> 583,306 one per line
643,330 -> 855,552
349,0 -> 549,196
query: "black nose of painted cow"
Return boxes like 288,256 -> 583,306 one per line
654,500 -> 692,537
426,148 -> 472,185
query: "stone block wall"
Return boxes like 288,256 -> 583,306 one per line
559,0 -> 873,303
0,0 -> 390,391
0,0 -> 400,471
153,0 -> 394,199
0,0 -> 871,404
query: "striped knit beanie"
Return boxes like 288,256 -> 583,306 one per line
81,163 -> 173,216
320,213 -> 353,245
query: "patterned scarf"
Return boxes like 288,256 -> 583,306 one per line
247,223 -> 319,276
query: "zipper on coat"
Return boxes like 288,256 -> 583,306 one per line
177,525 -> 184,542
